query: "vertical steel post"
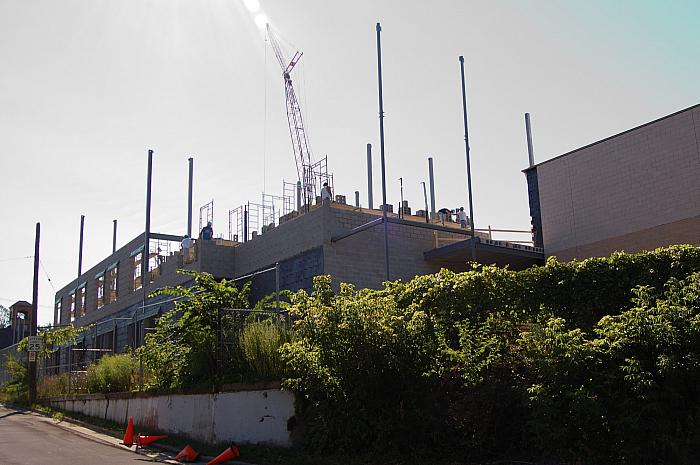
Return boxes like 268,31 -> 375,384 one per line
143,149 -> 153,325
112,219 -> 117,253
399,177 -> 404,218
376,22 -> 390,281
525,113 -> 535,167
366,143 -> 374,209
421,182 -> 429,223
29,222 -> 40,405
78,215 -> 85,278
188,157 -> 194,238
243,204 -> 249,243
67,346 -> 72,396
296,181 -> 302,211
275,262 -> 280,315
355,191 -> 360,208
428,157 -> 436,221
459,56 -> 476,260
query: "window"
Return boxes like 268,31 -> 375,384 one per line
133,252 -> 143,291
107,264 -> 118,303
96,272 -> 105,309
54,299 -> 62,325
77,284 -> 86,318
69,292 -> 76,322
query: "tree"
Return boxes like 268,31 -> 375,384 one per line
138,271 -> 250,389
0,304 -> 10,328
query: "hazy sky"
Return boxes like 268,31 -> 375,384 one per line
1,0 -> 699,324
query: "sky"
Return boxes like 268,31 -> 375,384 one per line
1,0 -> 699,325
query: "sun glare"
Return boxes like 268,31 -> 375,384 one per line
242,0 -> 260,13
254,13 -> 268,30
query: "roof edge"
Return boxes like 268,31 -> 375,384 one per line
523,101 -> 700,172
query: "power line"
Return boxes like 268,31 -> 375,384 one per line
0,255 -> 33,263
39,259 -> 56,293
0,296 -> 53,309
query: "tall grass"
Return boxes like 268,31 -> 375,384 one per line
240,317 -> 293,380
86,354 -> 137,393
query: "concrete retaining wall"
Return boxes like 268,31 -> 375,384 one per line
44,384 -> 295,446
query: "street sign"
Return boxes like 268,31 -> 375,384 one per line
27,336 -> 41,353
28,352 -> 36,362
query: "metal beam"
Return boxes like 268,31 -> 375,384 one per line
330,217 -> 383,243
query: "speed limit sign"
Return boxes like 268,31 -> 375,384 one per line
27,336 -> 41,353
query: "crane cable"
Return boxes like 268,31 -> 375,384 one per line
263,29 -> 268,193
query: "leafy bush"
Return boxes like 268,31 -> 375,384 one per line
86,354 -> 138,393
282,277 -> 446,453
2,356 -> 28,404
281,246 -> 700,463
138,271 -> 250,389
240,317 -> 294,380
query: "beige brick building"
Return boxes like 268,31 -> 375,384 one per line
525,103 -> 700,260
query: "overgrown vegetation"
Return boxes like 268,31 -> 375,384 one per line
7,246 -> 700,464
240,316 -> 294,381
1,324 -> 84,404
138,271 -> 251,389
281,245 -> 700,464
86,354 -> 138,393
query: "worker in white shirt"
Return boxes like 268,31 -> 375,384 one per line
457,207 -> 469,229
321,182 -> 333,202
181,234 -> 193,262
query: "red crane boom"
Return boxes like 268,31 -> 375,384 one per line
266,24 -> 316,205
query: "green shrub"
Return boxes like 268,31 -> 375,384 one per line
86,354 -> 137,393
240,317 -> 293,380
138,271 -> 250,389
282,278 -> 446,454
281,246 -> 700,462
2,356 -> 29,404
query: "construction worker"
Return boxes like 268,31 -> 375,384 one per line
437,207 -> 452,224
181,234 -> 193,263
456,207 -> 469,228
321,182 -> 333,202
201,221 -> 213,240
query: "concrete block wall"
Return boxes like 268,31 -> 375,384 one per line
324,207 -> 464,289
233,206 -> 326,278
534,104 -> 700,258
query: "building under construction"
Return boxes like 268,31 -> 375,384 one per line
52,174 -> 543,360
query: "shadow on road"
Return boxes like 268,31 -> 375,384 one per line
0,410 -> 28,420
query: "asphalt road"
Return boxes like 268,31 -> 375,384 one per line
0,406 -> 154,465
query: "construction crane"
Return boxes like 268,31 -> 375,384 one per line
266,24 -> 316,206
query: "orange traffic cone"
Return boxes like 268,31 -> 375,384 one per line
207,442 -> 240,465
175,444 -> 200,462
122,416 -> 134,446
136,434 -> 168,447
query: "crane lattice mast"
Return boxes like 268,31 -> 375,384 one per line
266,24 -> 316,206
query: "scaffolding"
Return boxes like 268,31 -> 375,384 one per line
199,199 -> 214,234
228,206 -> 244,242
304,156 -> 333,202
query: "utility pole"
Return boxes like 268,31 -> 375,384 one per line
29,222 -> 40,405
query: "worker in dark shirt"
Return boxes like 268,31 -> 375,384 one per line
201,221 -> 213,240
437,207 -> 453,224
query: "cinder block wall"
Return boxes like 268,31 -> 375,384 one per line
324,207 -> 463,289
532,104 -> 700,260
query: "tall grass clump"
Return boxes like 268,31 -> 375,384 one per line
86,354 -> 137,393
240,317 -> 294,380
